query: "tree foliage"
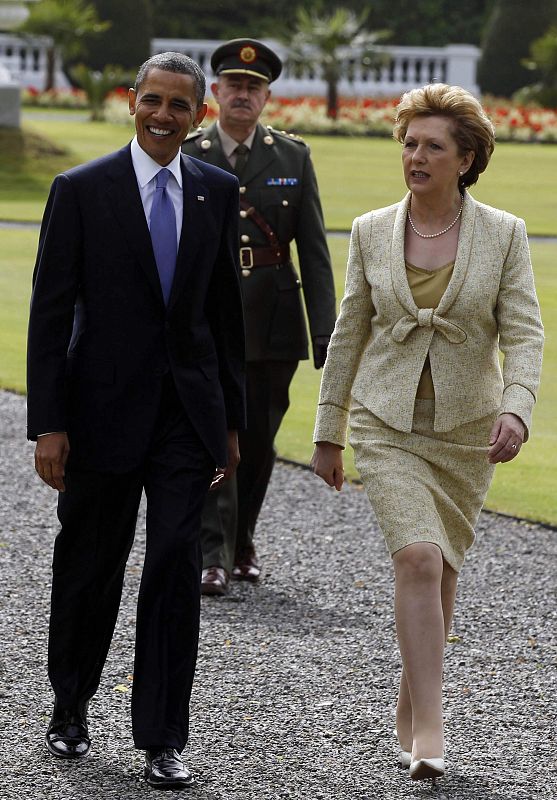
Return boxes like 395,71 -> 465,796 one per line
477,0 -> 557,97
87,0 -> 152,71
149,0 -> 292,40
148,0 -> 491,46
517,27 -> 557,106
335,0 -> 493,47
19,0 -> 109,90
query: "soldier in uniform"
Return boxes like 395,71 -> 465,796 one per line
183,38 -> 336,595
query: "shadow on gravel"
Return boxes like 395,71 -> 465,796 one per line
25,751 -> 225,800
203,585 -> 389,638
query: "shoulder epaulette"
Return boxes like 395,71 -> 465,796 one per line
266,125 -> 307,146
184,127 -> 206,141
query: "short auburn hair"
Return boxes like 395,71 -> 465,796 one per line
393,83 -> 495,189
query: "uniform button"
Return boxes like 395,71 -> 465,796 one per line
241,234 -> 250,243
240,210 -> 247,218
242,269 -> 252,277
239,186 -> 247,194
282,200 -> 289,207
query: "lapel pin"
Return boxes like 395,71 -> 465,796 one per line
197,195 -> 205,201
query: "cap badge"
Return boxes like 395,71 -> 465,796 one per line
240,46 -> 257,64
200,139 -> 212,150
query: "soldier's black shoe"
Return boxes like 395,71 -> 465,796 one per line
45,699 -> 90,759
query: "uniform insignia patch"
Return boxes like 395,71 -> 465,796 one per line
266,178 -> 299,186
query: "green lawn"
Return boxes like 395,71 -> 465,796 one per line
0,118 -> 131,221
2,117 -> 557,236
1,119 -> 555,523
2,224 -> 555,524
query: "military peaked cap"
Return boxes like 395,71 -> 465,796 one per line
211,38 -> 282,83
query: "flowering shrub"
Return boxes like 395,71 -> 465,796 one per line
26,89 -> 557,142
257,96 -> 557,143
483,101 -> 557,143
22,86 -> 88,109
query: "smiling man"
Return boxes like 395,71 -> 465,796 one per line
183,39 -> 336,598
27,52 -> 245,790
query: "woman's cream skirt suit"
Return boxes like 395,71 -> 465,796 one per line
314,193 -> 544,571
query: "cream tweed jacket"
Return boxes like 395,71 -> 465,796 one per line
314,192 -> 544,447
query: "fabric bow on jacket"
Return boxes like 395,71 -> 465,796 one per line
391,308 -> 467,344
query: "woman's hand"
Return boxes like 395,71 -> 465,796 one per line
310,441 -> 345,491
488,413 -> 525,464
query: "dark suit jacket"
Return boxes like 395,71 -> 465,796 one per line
27,144 -> 246,472
182,123 -> 336,362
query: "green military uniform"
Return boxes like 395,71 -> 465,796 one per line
183,121 -> 336,575
182,40 -> 336,582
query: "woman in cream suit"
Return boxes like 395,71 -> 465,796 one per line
311,84 -> 543,783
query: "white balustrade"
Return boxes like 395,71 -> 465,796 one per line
0,32 -> 70,90
151,39 -> 480,97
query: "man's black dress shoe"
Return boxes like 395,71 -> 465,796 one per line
144,748 -> 195,790
45,700 -> 91,759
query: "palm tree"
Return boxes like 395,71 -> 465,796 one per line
287,5 -> 387,120
70,63 -> 133,121
19,0 -> 109,91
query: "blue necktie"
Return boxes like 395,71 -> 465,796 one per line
150,168 -> 177,305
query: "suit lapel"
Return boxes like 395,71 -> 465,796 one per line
390,193 -> 417,312
105,145 -> 164,305
198,124 -> 232,173
436,192 -> 476,313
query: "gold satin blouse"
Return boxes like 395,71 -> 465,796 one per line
406,261 -> 454,399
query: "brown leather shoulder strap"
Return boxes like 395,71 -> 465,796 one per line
239,198 -> 278,246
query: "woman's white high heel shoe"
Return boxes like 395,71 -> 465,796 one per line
409,757 -> 445,781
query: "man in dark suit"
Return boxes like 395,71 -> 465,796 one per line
27,52 -> 245,790
183,39 -> 336,596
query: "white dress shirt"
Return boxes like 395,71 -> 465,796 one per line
130,135 -> 183,244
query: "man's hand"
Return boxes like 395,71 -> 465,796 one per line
488,413 -> 525,464
210,430 -> 240,490
312,335 -> 330,369
34,432 -> 70,491
310,441 -> 344,491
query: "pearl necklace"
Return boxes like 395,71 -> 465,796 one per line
407,195 -> 464,239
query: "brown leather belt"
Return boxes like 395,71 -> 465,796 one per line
240,244 -> 290,268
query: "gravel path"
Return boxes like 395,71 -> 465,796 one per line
1,389 -> 555,800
